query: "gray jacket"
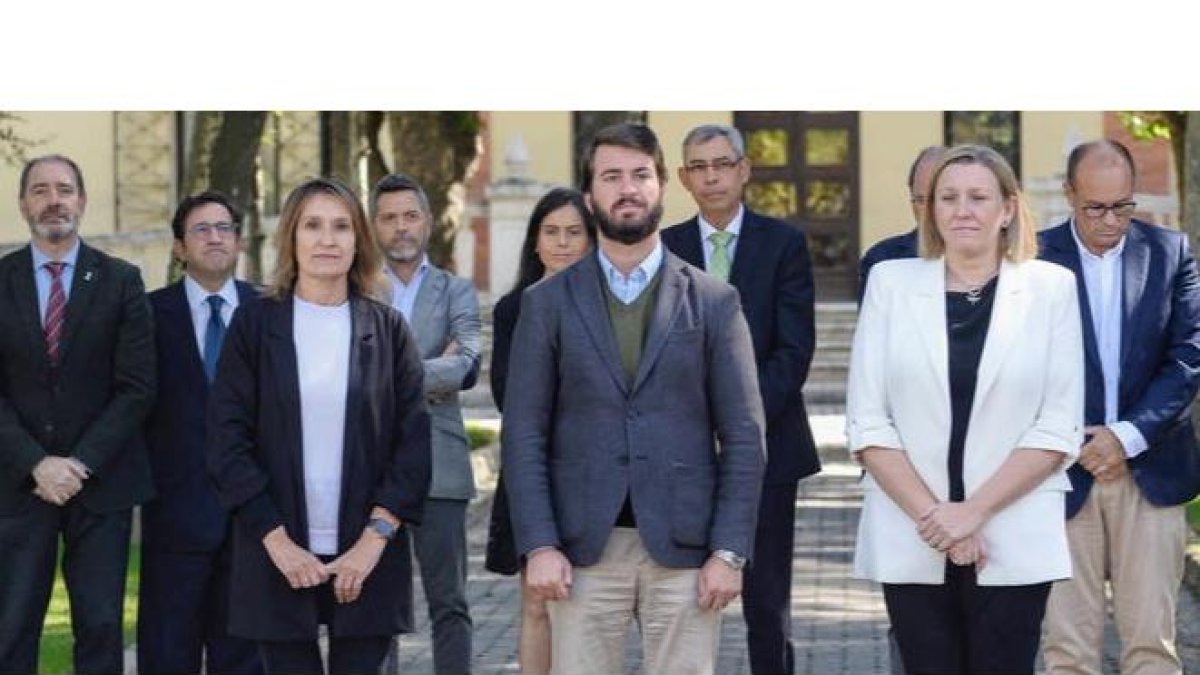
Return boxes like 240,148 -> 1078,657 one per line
502,250 -> 766,568
400,265 -> 482,500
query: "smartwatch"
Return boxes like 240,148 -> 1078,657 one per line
367,517 -> 398,541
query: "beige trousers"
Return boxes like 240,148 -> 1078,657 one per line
547,528 -> 721,675
1042,473 -> 1187,675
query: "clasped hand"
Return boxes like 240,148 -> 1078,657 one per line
918,502 -> 988,568
31,456 -> 89,505
262,526 -> 386,604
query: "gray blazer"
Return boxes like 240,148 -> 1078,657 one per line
502,249 -> 766,568
403,265 -> 482,500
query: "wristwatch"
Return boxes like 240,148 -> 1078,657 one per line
367,517 -> 398,541
711,549 -> 747,571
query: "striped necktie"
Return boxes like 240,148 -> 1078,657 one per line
43,262 -> 67,365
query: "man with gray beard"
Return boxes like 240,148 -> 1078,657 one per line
371,173 -> 482,674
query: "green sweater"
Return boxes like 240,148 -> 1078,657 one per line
602,269 -> 664,386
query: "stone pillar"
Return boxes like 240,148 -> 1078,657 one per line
487,135 -> 555,298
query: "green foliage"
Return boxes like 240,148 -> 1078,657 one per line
39,543 -> 140,674
1118,111 -> 1183,141
1189,496 -> 1200,533
0,112 -> 42,167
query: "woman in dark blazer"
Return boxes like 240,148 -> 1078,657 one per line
207,177 -> 431,675
484,187 -> 595,674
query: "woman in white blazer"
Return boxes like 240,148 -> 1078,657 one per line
846,145 -> 1084,675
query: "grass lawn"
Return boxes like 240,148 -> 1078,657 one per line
1189,497 -> 1200,534
38,543 -> 139,675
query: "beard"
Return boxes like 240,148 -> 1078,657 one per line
593,198 -> 664,246
29,213 -> 79,243
382,235 -> 426,264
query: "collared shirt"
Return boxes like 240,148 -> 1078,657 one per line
183,275 -> 240,358
1070,219 -> 1148,458
31,238 -> 81,325
698,204 -> 745,270
385,257 -> 431,322
597,238 -> 665,305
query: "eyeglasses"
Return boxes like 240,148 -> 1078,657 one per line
683,157 -> 742,175
1082,201 -> 1136,220
187,221 -> 240,237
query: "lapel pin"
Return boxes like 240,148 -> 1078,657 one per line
83,270 -> 94,282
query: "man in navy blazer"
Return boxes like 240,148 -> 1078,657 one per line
137,192 -> 261,674
661,124 -> 816,675
1040,140 -> 1200,675
504,123 -> 765,675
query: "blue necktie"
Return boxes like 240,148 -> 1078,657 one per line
203,295 -> 226,383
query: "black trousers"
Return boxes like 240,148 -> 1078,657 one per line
258,574 -> 391,675
882,563 -> 1051,675
743,481 -> 799,675
0,498 -> 131,675
137,539 -> 261,674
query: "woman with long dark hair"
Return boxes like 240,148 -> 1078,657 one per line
484,187 -> 596,674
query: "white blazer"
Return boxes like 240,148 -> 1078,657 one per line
846,257 -> 1084,585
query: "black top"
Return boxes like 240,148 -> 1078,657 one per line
485,289 -> 522,575
945,276 -> 998,503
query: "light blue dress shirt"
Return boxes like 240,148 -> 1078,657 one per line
386,257 -> 431,322
31,239 -> 81,326
597,239 -> 665,305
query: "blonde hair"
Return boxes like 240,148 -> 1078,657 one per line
268,177 -> 388,302
919,144 -> 1038,263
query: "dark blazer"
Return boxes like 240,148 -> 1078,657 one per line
662,209 -> 819,484
142,280 -> 258,553
206,293 -> 431,641
1039,220 -> 1200,517
858,229 -> 918,302
503,250 -> 766,568
0,242 -> 156,515
484,289 -> 522,575
488,290 -> 521,414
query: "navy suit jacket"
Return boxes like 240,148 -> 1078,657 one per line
858,229 -> 918,302
662,209 -> 819,484
1039,220 -> 1200,517
142,279 -> 258,553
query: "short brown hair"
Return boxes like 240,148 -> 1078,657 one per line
268,177 -> 387,301
919,144 -> 1038,263
578,123 -> 667,193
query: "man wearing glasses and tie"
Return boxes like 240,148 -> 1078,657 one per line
137,192 -> 262,674
0,154 -> 156,674
662,124 -> 818,675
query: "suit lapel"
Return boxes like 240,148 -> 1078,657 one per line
165,281 -> 208,384
339,296 -> 374,538
410,266 -> 445,343
1120,223 -> 1149,369
567,255 -> 629,396
973,261 -> 1027,403
57,243 -> 101,365
631,256 -> 687,394
904,259 -> 950,404
1044,223 -> 1103,375
267,296 -> 306,509
670,218 -> 705,269
728,211 -> 762,287
9,246 -> 49,373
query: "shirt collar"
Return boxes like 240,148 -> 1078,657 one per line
384,256 -> 431,287
698,204 -> 745,242
30,238 -> 80,271
184,274 -> 239,311
1069,216 -> 1126,261
597,237 -> 665,285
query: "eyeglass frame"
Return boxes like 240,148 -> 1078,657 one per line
682,156 -> 744,176
186,221 -> 241,238
1081,200 -> 1137,220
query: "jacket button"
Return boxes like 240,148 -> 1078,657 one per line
44,423 -> 54,434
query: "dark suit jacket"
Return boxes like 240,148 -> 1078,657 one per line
502,250 -> 766,568
489,289 -> 521,414
1039,220 -> 1200,517
662,209 -> 819,484
142,279 -> 258,553
0,241 -> 156,515
858,229 -> 918,302
206,293 -> 431,640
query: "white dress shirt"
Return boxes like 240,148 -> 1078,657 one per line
597,239 -> 664,305
183,275 -> 240,358
698,204 -> 745,270
385,258 -> 430,322
1070,219 -> 1149,458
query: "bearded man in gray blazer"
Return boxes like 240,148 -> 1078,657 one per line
371,173 -> 482,675
503,123 -> 766,675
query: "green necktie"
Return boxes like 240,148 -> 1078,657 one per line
708,229 -> 734,282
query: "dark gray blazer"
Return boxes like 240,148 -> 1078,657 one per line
502,248 -> 766,568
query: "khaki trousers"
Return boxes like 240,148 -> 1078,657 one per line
547,528 -> 721,675
1042,473 -> 1187,675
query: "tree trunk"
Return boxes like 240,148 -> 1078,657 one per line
359,111 -> 390,191
1184,112 -> 1200,253
386,112 -> 481,271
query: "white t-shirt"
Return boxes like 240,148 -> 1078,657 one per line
293,296 -> 352,555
